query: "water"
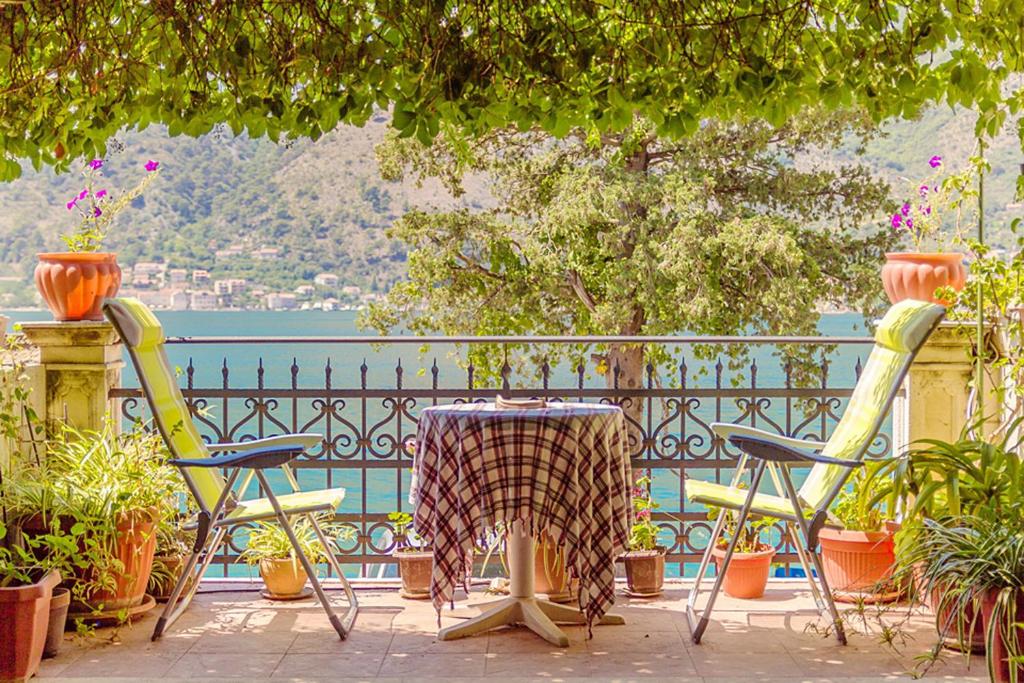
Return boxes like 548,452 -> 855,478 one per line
3,309 -> 874,578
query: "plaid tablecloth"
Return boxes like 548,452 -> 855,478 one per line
412,402 -> 632,632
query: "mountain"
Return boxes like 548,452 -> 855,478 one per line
0,108 -> 1019,308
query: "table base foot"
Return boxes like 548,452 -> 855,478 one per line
438,596 -> 623,647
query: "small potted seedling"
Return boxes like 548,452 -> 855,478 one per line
389,511 -> 433,599
622,476 -> 668,597
241,516 -> 349,600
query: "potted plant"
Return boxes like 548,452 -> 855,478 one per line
240,516 -> 345,600
819,460 -> 900,603
708,509 -> 778,599
534,530 -> 576,603
149,514 -> 196,603
622,476 -> 667,597
8,420 -> 182,621
35,157 -> 159,321
388,511 -> 433,599
882,155 -> 971,305
0,558 -> 60,683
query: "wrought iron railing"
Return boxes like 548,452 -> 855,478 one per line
109,335 -> 892,579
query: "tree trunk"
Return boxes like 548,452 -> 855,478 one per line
606,342 -> 645,457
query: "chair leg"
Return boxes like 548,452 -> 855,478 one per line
152,527 -> 227,641
306,512 -> 359,638
788,522 -> 827,613
687,461 -> 767,645
807,545 -> 847,645
255,471 -> 351,640
685,509 -> 727,622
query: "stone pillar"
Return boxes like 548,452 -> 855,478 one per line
902,321 -> 1001,450
19,321 -> 123,434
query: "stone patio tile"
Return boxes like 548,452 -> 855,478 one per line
585,625 -> 686,654
689,647 -> 804,678
784,641 -> 910,677
165,653 -> 284,679
486,625 -> 590,654
270,653 -> 386,678
377,652 -> 487,678
35,649 -> 85,679
287,627 -> 394,654
60,650 -> 183,678
189,629 -> 298,653
483,651 -> 698,678
389,629 -> 489,653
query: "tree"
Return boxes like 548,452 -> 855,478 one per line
1,2 -> 1022,181
363,111 -> 898,428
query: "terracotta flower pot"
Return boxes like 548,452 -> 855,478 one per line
396,549 -> 433,599
622,547 -> 666,597
43,587 -> 70,659
149,554 -> 194,603
981,587 -> 1024,683
711,544 -> 776,599
258,557 -> 309,599
928,582 -> 985,654
881,252 -> 966,306
0,568 -> 60,683
71,508 -> 158,612
535,532 -> 574,602
818,528 -> 896,602
34,252 -> 122,322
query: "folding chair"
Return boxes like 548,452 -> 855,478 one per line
684,299 -> 944,645
103,298 -> 359,641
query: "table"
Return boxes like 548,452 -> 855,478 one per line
411,401 -> 632,646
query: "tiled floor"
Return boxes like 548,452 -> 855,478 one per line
38,580 -> 985,682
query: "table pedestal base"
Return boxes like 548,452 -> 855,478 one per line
437,520 -> 624,647
438,596 -> 624,646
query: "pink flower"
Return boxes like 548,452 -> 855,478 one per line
891,214 -> 902,229
901,202 -> 910,216
77,189 -> 88,200
144,160 -> 159,172
95,189 -> 108,199
906,218 -> 914,229
88,159 -> 103,170
66,200 -> 76,211
636,509 -> 650,521
919,185 -> 929,198
929,156 -> 942,168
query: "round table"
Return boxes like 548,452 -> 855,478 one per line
411,401 -> 632,646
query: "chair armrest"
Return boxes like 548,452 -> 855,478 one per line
207,433 -> 322,453
727,435 -> 862,468
712,422 -> 826,451
169,445 -> 304,470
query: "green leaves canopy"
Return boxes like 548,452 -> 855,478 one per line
2,1 -> 1023,179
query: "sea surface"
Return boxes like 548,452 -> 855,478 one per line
3,310 -> 876,578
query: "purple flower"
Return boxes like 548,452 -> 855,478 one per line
919,185 -> 929,198
929,156 -> 942,168
77,189 -> 88,200
906,218 -> 914,229
901,202 -> 911,216
66,200 -> 76,211
93,207 -> 102,217
924,206 -> 932,215
95,189 -> 108,199
891,213 -> 902,229
144,160 -> 159,172
88,159 -> 103,170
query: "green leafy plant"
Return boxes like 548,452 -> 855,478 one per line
60,158 -> 160,252
629,476 -> 665,552
388,511 -> 429,552
833,460 -> 895,533
239,515 -> 349,566
708,504 -> 779,554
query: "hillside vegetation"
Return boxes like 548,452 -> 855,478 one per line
0,108 -> 1018,307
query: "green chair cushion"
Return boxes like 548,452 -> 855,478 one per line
684,479 -> 805,521
226,487 -> 347,524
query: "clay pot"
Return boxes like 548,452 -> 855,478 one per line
929,582 -> 985,654
396,550 -> 433,599
34,252 -> 122,322
43,587 -> 70,658
258,557 -> 309,599
0,568 -> 60,683
149,554 -> 193,603
711,544 -> 776,599
534,532 -> 574,602
818,528 -> 896,601
981,587 -> 1024,683
71,509 -> 158,612
622,547 -> 666,597
881,252 -> 967,306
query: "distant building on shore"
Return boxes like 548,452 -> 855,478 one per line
314,273 -> 339,287
168,290 -> 189,310
266,292 -> 298,310
294,284 -> 316,299
191,290 -> 218,310
192,269 -> 210,286
214,278 -> 247,296
168,268 -> 188,286
254,246 -> 280,260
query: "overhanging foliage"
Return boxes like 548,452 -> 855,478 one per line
1,1 -> 1022,180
